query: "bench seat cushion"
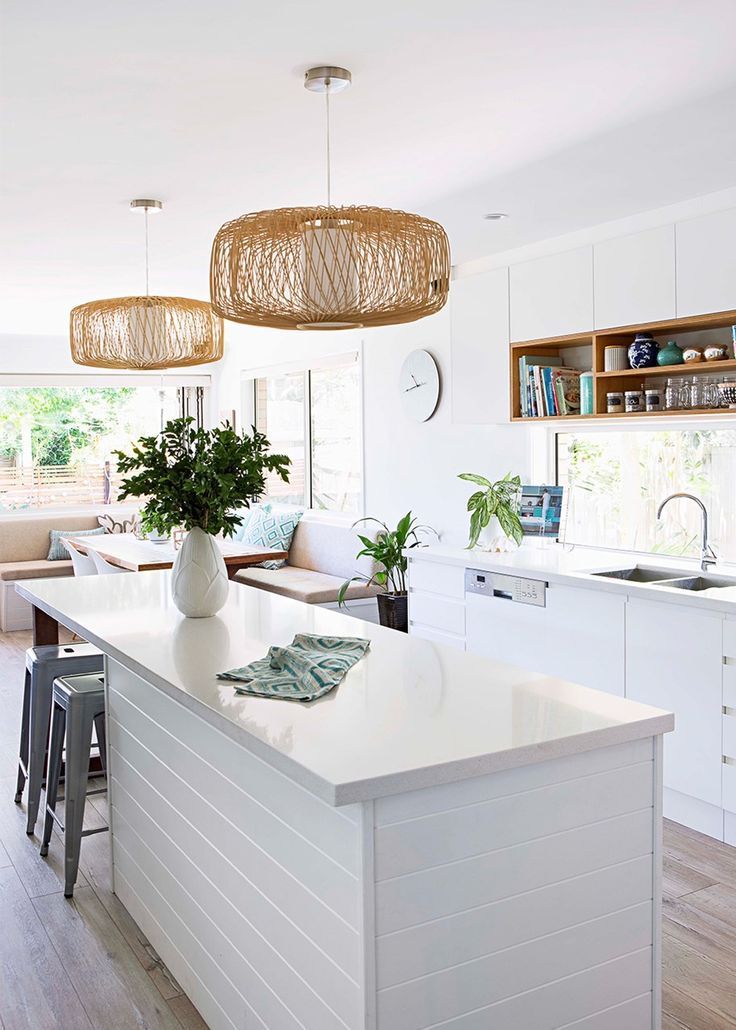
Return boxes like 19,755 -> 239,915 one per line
234,565 -> 379,605
0,559 -> 74,582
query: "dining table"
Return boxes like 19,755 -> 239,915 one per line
29,532 -> 288,645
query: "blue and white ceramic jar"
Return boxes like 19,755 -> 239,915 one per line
628,332 -> 659,369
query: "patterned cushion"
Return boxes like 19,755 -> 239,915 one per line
233,502 -> 272,542
241,507 -> 303,568
98,512 -> 138,535
47,526 -> 106,561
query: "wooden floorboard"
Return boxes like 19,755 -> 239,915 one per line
2,627 -> 736,1029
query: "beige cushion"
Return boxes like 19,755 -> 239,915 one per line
0,559 -> 74,582
234,565 -> 379,605
287,518 -> 376,580
0,513 -> 100,563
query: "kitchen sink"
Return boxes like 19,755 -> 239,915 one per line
590,567 -> 680,583
653,575 -> 736,592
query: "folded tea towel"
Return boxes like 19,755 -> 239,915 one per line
217,633 -> 371,702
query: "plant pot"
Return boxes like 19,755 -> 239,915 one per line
377,592 -> 408,633
474,516 -> 517,553
171,527 -> 229,618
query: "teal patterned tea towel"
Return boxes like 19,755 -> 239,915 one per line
217,633 -> 370,702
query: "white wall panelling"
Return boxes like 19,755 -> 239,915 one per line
593,224 -> 676,328
676,207 -> 736,317
509,246 -> 594,341
450,266 -> 510,424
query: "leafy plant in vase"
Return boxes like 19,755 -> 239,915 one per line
459,472 -> 523,551
115,417 -> 290,618
338,512 -> 437,632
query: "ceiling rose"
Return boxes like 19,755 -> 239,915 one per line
70,200 -> 223,370
210,68 -> 450,331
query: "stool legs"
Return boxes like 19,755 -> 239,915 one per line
15,668 -> 31,804
26,668 -> 54,834
62,706 -> 96,898
40,701 -> 65,859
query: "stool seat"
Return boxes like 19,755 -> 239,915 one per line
15,643 -> 103,834
41,672 -> 108,897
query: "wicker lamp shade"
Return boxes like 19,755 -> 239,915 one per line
210,205 -> 450,331
70,296 -> 224,370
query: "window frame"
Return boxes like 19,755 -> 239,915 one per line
247,349 -> 364,518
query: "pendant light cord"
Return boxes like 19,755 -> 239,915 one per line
325,86 -> 331,207
144,205 -> 150,295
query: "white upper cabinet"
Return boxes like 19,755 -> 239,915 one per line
509,246 -> 593,342
450,266 -> 510,424
594,225 -> 676,329
676,207 -> 736,317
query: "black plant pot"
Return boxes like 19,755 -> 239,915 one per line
377,592 -> 408,633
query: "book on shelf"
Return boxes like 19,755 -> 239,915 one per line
518,356 -> 584,417
518,354 -> 561,417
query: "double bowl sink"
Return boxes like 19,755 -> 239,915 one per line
591,566 -> 736,592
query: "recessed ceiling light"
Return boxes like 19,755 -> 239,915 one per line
484,212 -> 509,221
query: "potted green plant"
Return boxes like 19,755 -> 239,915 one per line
115,417 -> 290,618
338,511 -> 436,632
459,472 -> 523,551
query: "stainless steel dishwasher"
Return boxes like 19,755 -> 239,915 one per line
465,567 -> 549,668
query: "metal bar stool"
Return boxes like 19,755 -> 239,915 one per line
40,673 -> 108,897
15,643 -> 104,834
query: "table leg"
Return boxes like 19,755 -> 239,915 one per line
32,605 -> 59,646
227,563 -> 244,581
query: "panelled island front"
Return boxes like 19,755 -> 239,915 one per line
19,572 -> 673,1030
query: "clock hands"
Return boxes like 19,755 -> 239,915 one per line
404,373 -> 426,393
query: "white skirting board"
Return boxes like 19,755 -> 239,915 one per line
105,656 -> 664,1030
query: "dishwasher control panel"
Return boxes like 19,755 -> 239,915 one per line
465,569 -> 547,607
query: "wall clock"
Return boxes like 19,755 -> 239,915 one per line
399,349 -> 441,422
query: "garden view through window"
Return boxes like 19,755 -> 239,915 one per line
254,355 -> 362,513
0,384 -> 183,512
556,428 -> 736,563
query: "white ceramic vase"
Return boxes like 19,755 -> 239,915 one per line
171,526 -> 229,618
475,516 -> 517,553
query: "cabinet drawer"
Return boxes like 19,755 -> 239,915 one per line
724,711 -> 736,760
408,559 -> 465,600
724,761 -> 736,815
724,620 -> 736,659
724,661 -> 736,709
409,623 -> 465,652
409,592 -> 465,636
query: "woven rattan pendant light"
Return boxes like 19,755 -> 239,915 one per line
70,200 -> 224,369
210,67 -> 450,331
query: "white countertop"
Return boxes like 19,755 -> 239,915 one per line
410,542 -> 736,614
18,572 -> 673,806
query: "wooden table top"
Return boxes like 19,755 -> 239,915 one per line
64,532 -> 287,572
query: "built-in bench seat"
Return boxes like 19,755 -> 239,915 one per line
233,515 -> 379,620
0,559 -> 74,581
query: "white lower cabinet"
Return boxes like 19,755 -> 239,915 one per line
466,583 -> 625,696
625,598 -> 723,808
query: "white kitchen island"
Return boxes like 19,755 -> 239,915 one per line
19,572 -> 673,1030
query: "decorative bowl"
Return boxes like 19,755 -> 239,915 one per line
717,383 -> 736,408
704,344 -> 728,362
682,348 -> 703,363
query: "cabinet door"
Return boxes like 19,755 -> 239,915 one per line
450,267 -> 510,424
509,246 -> 593,342
594,225 -> 676,329
625,598 -> 722,806
676,207 -> 736,317
465,584 -> 625,696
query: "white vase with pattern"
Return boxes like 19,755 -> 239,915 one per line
171,527 -> 229,618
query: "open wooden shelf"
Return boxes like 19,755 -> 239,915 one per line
510,308 -> 736,422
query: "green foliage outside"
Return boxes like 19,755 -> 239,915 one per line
115,417 -> 291,538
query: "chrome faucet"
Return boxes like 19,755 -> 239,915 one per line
657,492 -> 717,572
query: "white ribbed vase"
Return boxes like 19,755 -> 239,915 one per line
171,527 -> 229,618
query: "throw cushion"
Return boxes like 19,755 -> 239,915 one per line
47,526 -> 106,561
233,502 -> 272,542
241,507 -> 303,568
98,512 -> 138,535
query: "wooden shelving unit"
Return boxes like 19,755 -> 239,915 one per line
510,309 -> 736,422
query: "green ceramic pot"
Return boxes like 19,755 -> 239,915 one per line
657,340 -> 684,366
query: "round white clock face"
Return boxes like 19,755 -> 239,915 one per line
399,349 -> 440,422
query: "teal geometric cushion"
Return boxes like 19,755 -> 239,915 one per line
47,526 -> 107,561
233,502 -> 272,542
241,508 -> 303,569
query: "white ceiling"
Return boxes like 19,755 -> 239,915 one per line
2,0 -> 736,336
